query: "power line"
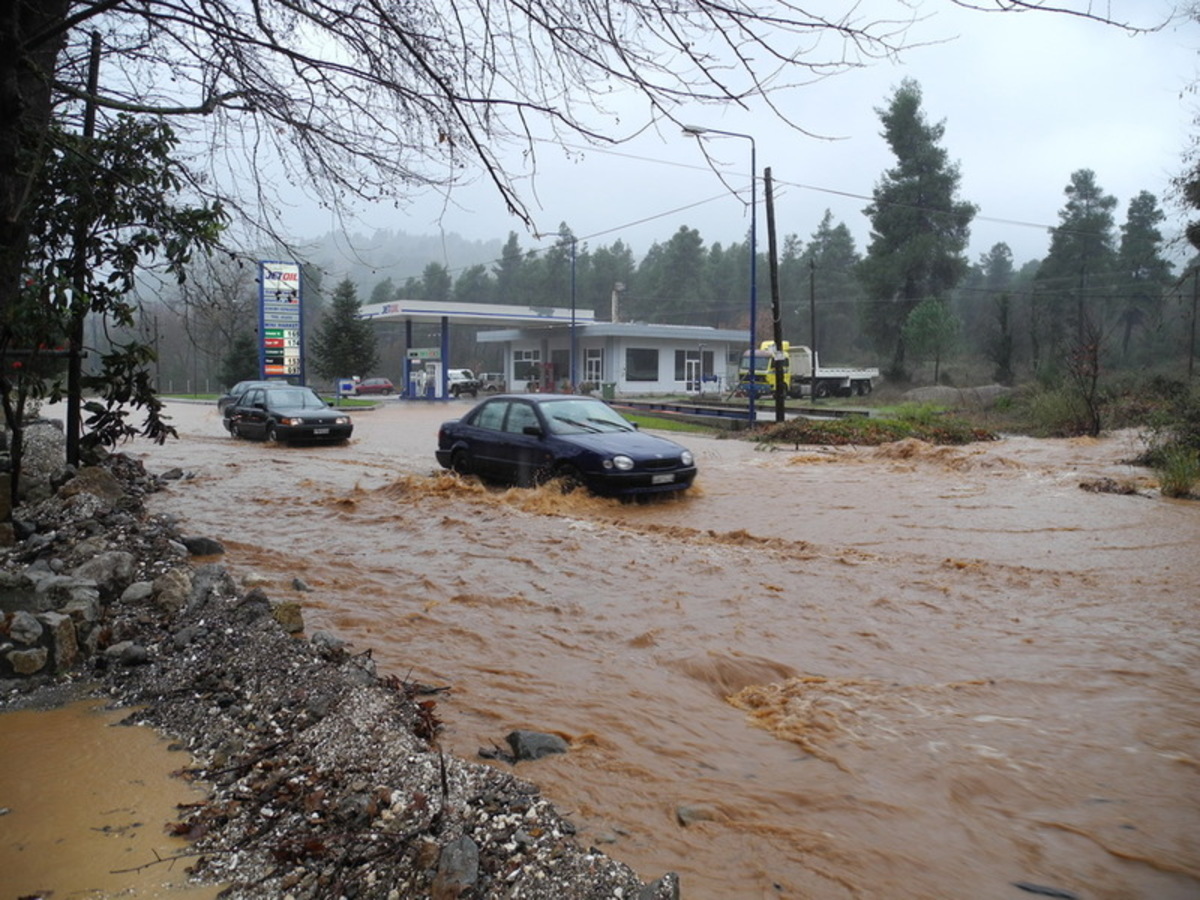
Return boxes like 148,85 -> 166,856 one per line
559,140 -> 1116,242
362,140 -> 1148,291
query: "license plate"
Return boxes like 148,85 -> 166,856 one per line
313,428 -> 330,435
651,473 -> 675,484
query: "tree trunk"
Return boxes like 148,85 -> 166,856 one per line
0,2 -> 71,327
0,3 -> 71,517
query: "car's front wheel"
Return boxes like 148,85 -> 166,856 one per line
266,422 -> 280,443
552,463 -> 585,494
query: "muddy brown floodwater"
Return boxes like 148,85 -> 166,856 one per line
24,399 -> 1200,898
0,700 -> 216,899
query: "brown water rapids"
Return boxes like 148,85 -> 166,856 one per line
5,399 -> 1198,899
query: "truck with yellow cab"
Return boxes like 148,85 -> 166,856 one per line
738,341 -> 878,399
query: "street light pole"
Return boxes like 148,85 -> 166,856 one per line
569,237 -> 578,391
683,124 -> 757,427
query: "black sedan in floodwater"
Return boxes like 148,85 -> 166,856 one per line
436,394 -> 697,496
226,385 -> 353,444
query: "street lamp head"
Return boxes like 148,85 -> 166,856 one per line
681,124 -> 708,137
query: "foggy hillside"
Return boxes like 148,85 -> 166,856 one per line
300,229 -> 506,291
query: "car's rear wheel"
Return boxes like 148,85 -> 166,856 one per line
450,449 -> 473,476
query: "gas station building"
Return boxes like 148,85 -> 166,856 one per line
357,299 -> 746,398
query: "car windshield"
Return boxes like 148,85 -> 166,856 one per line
543,399 -> 635,435
265,388 -> 326,409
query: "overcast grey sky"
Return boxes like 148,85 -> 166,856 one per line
288,1 -> 1196,272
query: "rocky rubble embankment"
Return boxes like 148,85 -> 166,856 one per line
0,420 -> 679,899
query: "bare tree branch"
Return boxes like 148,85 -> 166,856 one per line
948,0 -> 1170,32
35,1 -> 975,239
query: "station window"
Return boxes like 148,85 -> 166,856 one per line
625,348 -> 658,382
513,349 -> 540,381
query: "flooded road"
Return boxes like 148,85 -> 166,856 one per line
44,399 -> 1200,897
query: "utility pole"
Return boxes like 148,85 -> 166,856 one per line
806,256 -> 816,360
153,311 -> 161,392
1190,266 -> 1198,380
67,32 -> 101,468
764,168 -> 786,423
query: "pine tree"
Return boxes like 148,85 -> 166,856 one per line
794,210 -> 864,359
987,293 -> 1017,386
637,226 -> 708,325
956,243 -> 1015,370
493,233 -> 526,305
1032,169 -> 1118,366
369,277 -> 395,305
309,279 -> 378,381
581,240 -> 636,322
219,333 -> 260,387
421,263 -> 453,302
858,79 -> 976,381
902,297 -> 959,385
1115,190 -> 1174,358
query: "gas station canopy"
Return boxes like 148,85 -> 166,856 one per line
357,299 -> 595,328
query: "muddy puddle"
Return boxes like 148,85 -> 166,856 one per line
6,399 -> 1199,899
0,699 -> 219,899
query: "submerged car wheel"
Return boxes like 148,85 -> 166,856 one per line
450,449 -> 473,476
553,463 -> 585,494
266,422 -> 280,443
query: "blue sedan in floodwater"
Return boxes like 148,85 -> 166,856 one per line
436,394 -> 697,496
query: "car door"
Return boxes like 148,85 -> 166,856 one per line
237,387 -> 269,439
499,400 -> 550,486
458,399 -> 509,479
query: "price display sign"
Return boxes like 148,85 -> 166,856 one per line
258,261 -> 303,380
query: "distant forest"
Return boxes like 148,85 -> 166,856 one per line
147,186 -> 1192,394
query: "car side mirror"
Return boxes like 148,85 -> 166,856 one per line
522,425 -> 543,437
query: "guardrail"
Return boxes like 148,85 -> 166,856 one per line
611,397 -> 871,427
